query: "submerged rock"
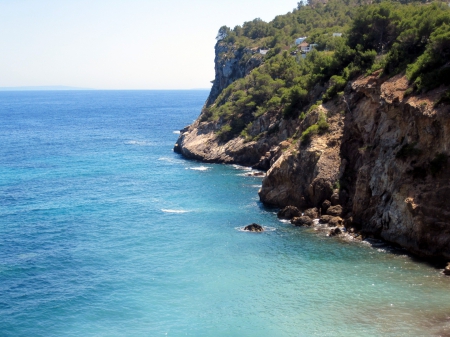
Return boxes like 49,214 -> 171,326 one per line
277,206 -> 301,220
244,223 -> 264,232
291,216 -> 313,227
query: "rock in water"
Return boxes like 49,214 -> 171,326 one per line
291,216 -> 314,227
444,263 -> 450,276
277,206 -> 301,220
328,227 -> 342,237
244,223 -> 264,232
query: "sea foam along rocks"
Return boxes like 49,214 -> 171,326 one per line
244,223 -> 264,232
277,206 -> 301,220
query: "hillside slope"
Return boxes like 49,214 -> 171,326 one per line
175,0 -> 450,259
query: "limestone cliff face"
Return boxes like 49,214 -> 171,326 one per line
340,74 -> 450,259
257,73 -> 450,259
205,42 -> 263,107
174,47 -> 450,259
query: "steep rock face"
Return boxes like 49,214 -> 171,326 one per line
340,74 -> 450,258
258,107 -> 344,208
205,42 -> 263,107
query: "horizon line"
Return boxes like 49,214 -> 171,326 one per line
0,86 -> 212,91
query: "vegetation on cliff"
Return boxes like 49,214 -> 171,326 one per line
203,0 -> 450,142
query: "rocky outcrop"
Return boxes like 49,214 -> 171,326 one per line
277,206 -> 301,220
206,43 -> 263,107
175,45 -> 450,259
291,216 -> 314,226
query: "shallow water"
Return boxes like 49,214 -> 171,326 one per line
1,90 -> 449,336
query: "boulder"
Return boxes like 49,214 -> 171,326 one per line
444,263 -> 450,276
344,216 -> 353,228
277,206 -> 301,220
319,215 -> 333,224
331,192 -> 340,206
326,205 -> 343,217
328,217 -> 344,227
321,200 -> 331,214
328,227 -> 342,236
291,216 -> 313,227
244,223 -> 264,232
304,207 -> 319,219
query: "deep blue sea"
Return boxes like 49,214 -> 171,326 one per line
1,90 -> 450,337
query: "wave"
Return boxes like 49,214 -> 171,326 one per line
125,140 -> 153,146
173,130 -> 181,134
186,166 -> 211,171
161,209 -> 190,213
232,164 -> 252,171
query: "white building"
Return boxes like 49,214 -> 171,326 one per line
295,37 -> 307,45
333,33 -> 343,37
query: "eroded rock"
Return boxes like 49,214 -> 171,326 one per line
321,200 -> 331,214
244,223 -> 264,232
304,207 -> 319,219
328,227 -> 342,237
319,215 -> 333,224
328,217 -> 344,227
326,205 -> 343,217
277,206 -> 301,220
291,216 -> 313,227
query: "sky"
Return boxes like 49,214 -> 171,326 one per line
0,0 -> 299,90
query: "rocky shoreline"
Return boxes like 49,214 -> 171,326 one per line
175,41 -> 450,263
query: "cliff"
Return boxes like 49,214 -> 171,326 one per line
174,2 -> 450,259
175,50 -> 450,260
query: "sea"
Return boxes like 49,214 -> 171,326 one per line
1,90 -> 450,337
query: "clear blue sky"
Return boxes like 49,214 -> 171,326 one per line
0,0 -> 298,90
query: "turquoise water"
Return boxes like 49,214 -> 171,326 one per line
1,90 -> 450,337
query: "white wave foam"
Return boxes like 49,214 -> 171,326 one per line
188,166 -> 210,171
278,219 -> 291,224
161,209 -> 190,213
232,164 -> 252,171
173,130 -> 181,134
125,140 -> 152,146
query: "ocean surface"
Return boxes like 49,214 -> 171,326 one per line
1,90 -> 450,337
